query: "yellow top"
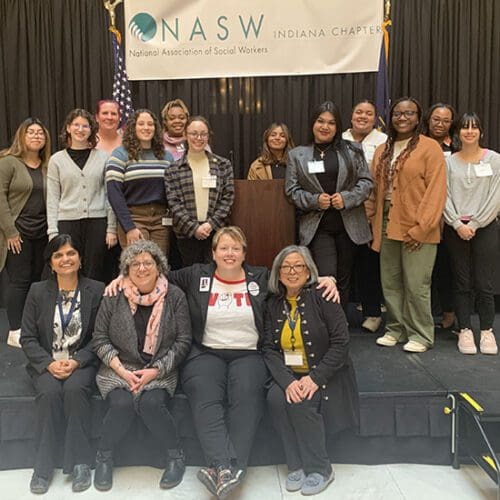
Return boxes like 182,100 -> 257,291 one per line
280,297 -> 309,373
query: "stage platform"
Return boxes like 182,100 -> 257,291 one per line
0,308 -> 499,471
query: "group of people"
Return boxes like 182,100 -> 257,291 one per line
18,228 -> 348,497
247,98 -> 499,355
0,94 -> 498,496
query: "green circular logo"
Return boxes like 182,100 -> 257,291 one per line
129,13 -> 157,42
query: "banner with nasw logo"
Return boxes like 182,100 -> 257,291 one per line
124,0 -> 383,80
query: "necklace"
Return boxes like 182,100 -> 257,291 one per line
314,143 -> 332,160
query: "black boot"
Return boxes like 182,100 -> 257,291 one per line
94,450 -> 113,491
72,464 -> 92,492
159,449 -> 185,489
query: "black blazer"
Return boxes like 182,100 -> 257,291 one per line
168,262 -> 269,351
263,287 -> 359,434
20,277 -> 105,376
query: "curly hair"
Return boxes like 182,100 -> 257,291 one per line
260,122 -> 295,166
120,239 -> 169,277
122,109 -> 165,161
59,108 -> 98,149
375,97 -> 422,189
161,98 -> 189,125
0,117 -> 51,164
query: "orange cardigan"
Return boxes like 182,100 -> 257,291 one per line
366,135 -> 446,252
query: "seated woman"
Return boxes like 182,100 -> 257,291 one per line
104,226 -> 337,498
263,245 -> 359,496
247,122 -> 294,180
20,234 -> 104,494
92,240 -> 192,491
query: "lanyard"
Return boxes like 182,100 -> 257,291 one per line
57,287 -> 79,333
283,299 -> 300,351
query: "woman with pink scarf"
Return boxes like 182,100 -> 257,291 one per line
92,240 -> 192,491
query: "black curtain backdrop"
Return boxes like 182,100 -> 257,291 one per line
0,0 -> 499,179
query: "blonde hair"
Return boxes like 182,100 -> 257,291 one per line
161,98 -> 190,123
212,226 -> 247,252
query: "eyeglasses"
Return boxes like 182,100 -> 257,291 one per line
187,131 -> 209,139
71,124 -> 91,130
26,130 -> 45,137
280,264 -> 307,274
393,111 -> 418,119
430,117 -> 452,126
130,260 -> 156,271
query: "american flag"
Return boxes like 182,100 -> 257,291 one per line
111,30 -> 133,128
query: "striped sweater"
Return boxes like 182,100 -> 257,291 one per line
106,146 -> 173,232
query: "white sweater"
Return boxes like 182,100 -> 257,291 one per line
47,149 -> 116,237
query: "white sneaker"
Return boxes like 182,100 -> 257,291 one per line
456,328 -> 477,355
480,329 -> 498,355
7,329 -> 21,348
376,334 -> 398,347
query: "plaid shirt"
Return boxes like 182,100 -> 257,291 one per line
165,151 -> 234,238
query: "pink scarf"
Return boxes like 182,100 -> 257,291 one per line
121,275 -> 168,356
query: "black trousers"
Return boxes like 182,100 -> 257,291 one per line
177,235 -> 213,267
431,241 -> 455,314
355,243 -> 383,317
99,388 -> 179,452
5,234 -> 47,329
32,364 -> 96,477
267,380 -> 332,478
308,226 -> 355,312
58,218 -> 107,282
444,221 -> 498,330
180,348 -> 268,469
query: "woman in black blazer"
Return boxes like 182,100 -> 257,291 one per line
20,234 -> 104,494
263,245 -> 359,496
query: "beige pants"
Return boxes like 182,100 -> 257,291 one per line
117,203 -> 171,256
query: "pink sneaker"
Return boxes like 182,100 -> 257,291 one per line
457,328 -> 477,355
480,329 -> 498,355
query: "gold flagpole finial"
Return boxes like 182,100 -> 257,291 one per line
104,0 -> 123,29
384,0 -> 391,21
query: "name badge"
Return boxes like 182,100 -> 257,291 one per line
202,175 -> 217,188
474,163 -> 493,177
199,277 -> 210,292
307,160 -> 325,174
162,217 -> 173,226
284,350 -> 303,367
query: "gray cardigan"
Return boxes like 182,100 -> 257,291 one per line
285,143 -> 373,246
92,283 -> 192,399
47,149 -> 116,238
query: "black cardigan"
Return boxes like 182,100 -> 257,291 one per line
263,286 -> 359,434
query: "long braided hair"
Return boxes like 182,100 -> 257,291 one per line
375,97 -> 422,189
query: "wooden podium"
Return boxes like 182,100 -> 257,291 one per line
230,179 -> 295,268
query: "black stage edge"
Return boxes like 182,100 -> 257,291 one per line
1,308 -> 500,471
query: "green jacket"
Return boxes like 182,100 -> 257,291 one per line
0,155 -> 47,270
